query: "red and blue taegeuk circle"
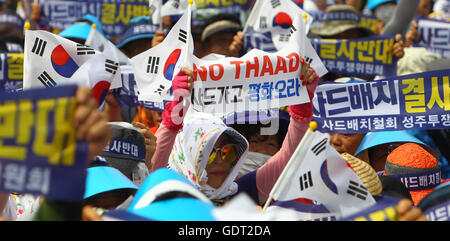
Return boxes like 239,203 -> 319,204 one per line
163,49 -> 182,80
272,12 -> 293,29
92,81 -> 111,107
51,45 -> 79,78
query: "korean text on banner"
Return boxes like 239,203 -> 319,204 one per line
0,85 -> 89,201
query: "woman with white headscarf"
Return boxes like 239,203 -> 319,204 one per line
150,61 -> 319,206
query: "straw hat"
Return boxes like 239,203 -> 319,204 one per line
341,153 -> 383,196
309,4 -> 375,38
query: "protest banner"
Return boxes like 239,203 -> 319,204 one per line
423,200 -> 450,221
310,35 -> 398,77
414,17 -> 450,59
40,0 -> 251,36
0,85 -> 88,201
41,0 -> 150,36
190,14 -> 327,114
263,122 -> 376,218
0,53 -> 23,91
339,196 -> 400,221
265,199 -> 339,221
307,10 -> 380,35
312,69 -> 450,133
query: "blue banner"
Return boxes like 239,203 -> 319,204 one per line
312,69 -> 450,133
310,35 -> 397,77
424,200 -> 450,221
340,196 -> 400,221
307,10 -> 380,34
414,17 -> 450,59
41,0 -> 150,36
0,53 -> 23,92
0,13 -> 24,28
195,0 -> 252,14
0,85 -> 88,201
41,0 -> 251,36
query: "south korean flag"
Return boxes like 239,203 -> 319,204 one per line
85,26 -> 128,89
130,7 -> 194,103
161,0 -> 197,16
244,0 -> 313,52
269,130 -> 376,218
24,30 -> 119,107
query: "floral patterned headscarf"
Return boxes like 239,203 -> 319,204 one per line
168,112 -> 248,200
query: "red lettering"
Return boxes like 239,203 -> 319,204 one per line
286,52 -> 300,72
245,57 -> 259,78
229,61 -> 244,79
260,55 -> 274,76
209,64 -> 224,81
274,56 -> 288,74
193,63 -> 207,82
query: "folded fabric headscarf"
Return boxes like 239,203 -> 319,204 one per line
168,112 -> 249,200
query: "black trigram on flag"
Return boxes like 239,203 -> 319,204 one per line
149,4 -> 157,14
289,25 -> 297,34
76,44 -> 95,55
31,37 -> 47,56
299,171 -> 313,191
105,59 -> 119,75
146,56 -> 160,74
311,138 -> 327,156
271,0 -> 281,8
304,56 -> 313,64
178,29 -> 187,43
155,84 -> 165,95
279,34 -> 290,42
259,16 -> 267,29
171,0 -> 180,9
38,71 -> 56,88
346,180 -> 369,200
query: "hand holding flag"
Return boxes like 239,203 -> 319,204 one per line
263,121 -> 377,218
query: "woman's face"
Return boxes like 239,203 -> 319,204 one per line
329,133 -> 366,155
205,134 -> 235,189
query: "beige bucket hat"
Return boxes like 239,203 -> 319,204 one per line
342,152 -> 383,196
310,4 -> 375,38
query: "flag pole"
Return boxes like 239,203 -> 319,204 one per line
182,0 -> 193,108
301,13 -> 307,60
85,23 -> 96,46
184,0 -> 193,67
262,121 -> 318,211
242,0 -> 259,34
158,0 -> 163,30
24,21 -> 30,31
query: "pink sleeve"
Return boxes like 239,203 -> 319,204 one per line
255,116 -> 310,197
150,122 -> 179,172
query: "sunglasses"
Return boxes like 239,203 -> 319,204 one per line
207,144 -> 238,164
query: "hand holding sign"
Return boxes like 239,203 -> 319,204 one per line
396,198 -> 428,221
288,59 -> 319,122
74,86 -> 112,161
152,30 -> 166,48
229,31 -> 244,57
392,34 -> 405,59
132,121 -> 157,170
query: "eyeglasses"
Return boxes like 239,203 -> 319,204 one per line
207,144 -> 238,164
